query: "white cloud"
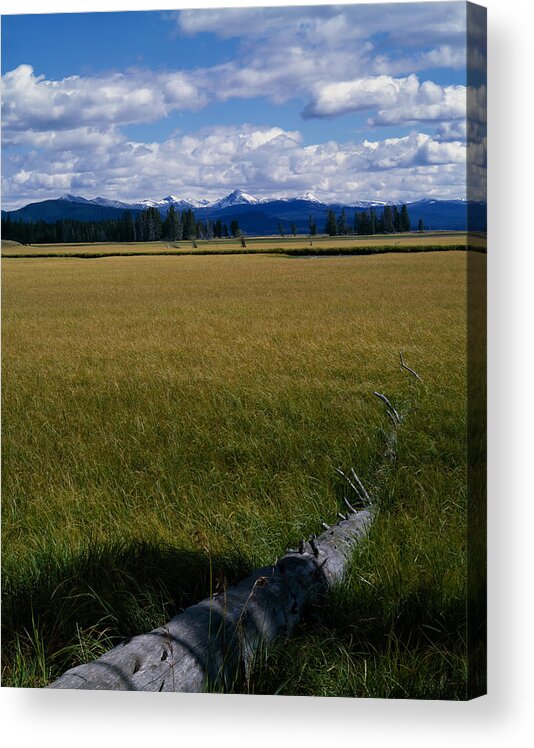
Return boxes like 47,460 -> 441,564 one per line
303,74 -> 465,125
1,64 -> 206,134
178,4 -> 467,49
435,120 -> 468,142
1,4 -> 473,210
2,124 -> 466,210
374,45 -> 466,76
174,3 -> 468,109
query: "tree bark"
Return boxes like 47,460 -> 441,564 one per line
49,508 -> 373,692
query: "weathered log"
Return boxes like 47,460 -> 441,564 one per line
49,508 -> 373,692
50,371 -> 409,693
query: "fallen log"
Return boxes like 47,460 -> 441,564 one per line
49,508 -> 373,692
50,367 -> 414,693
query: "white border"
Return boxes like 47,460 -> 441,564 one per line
2,2 -> 533,747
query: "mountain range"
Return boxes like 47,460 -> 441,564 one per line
2,190 -> 486,233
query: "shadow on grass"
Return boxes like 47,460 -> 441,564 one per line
246,582 -> 468,699
1,539 -> 252,686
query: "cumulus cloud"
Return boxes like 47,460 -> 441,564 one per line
1,4 -> 473,209
435,120 -> 468,142
174,2 -> 468,108
303,74 -> 465,125
2,124 -> 466,210
1,64 -> 206,134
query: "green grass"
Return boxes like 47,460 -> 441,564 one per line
1,252 -> 468,695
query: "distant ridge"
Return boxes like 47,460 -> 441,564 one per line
2,190 -> 486,233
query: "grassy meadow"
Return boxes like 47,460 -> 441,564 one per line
2,251 -> 468,696
1,230 -> 483,258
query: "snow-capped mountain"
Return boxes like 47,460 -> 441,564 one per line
90,194 -> 211,210
59,193 -> 95,205
58,189 -> 386,211
208,189 -> 262,209
296,191 -> 321,203
61,190 -> 260,211
4,190 -> 486,233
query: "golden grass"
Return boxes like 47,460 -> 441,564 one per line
1,231 -> 481,256
2,251 -> 469,694
2,252 -> 466,559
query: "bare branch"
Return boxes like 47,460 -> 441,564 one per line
335,466 -> 364,500
373,391 -> 401,423
343,496 -> 358,514
350,468 -> 371,505
399,351 -> 422,381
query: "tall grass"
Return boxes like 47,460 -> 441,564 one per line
2,252 -> 467,694
1,231 -> 484,257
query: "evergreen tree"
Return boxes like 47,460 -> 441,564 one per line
309,215 -> 317,237
377,212 -> 385,234
164,205 -> 181,241
214,219 -> 223,239
369,207 -> 377,235
290,223 -> 297,237
417,218 -> 424,232
360,210 -> 371,235
382,205 -> 394,233
400,204 -> 411,232
325,209 -> 337,236
182,209 -> 196,239
337,208 -> 348,235
120,210 -> 135,241
393,205 -> 400,233
230,219 -> 240,237
278,220 -> 285,237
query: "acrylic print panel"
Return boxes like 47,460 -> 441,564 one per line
1,1 -> 487,698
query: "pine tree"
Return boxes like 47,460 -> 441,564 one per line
393,205 -> 400,233
377,213 -> 385,234
120,210 -> 135,241
182,209 -> 196,239
163,205 -> 181,241
291,223 -> 297,237
370,207 -> 377,235
230,219 -> 240,237
337,208 -> 348,235
417,218 -> 424,233
325,210 -> 337,236
382,205 -> 394,233
360,210 -> 371,235
400,204 -> 411,232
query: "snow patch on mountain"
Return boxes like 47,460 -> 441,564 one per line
209,189 -> 261,209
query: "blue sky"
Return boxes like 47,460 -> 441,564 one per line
1,3 -> 485,209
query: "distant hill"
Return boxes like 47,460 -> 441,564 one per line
2,198 -> 142,224
2,191 -> 487,233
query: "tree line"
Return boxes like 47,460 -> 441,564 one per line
1,206 -> 242,245
324,204 -> 422,236
2,203 -> 424,245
